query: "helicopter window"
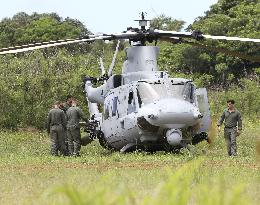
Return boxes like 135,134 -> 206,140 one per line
128,92 -> 134,104
197,94 -> 206,113
112,97 -> 118,117
137,82 -> 161,104
169,83 -> 185,99
127,91 -> 136,114
169,82 -> 195,102
183,83 -> 195,103
152,83 -> 168,98
138,83 -> 158,104
113,75 -> 122,88
136,89 -> 142,108
104,104 -> 109,120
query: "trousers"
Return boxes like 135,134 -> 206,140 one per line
224,127 -> 238,156
50,125 -> 67,156
67,127 -> 81,156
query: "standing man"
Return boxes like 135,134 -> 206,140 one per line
59,95 -> 73,153
217,99 -> 242,156
47,101 -> 67,156
67,99 -> 89,156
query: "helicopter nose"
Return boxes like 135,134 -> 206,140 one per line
143,99 -> 202,128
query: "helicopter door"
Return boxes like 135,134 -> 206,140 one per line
123,89 -> 137,130
102,94 -> 121,140
196,88 -> 211,132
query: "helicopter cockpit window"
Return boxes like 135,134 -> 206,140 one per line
127,91 -> 136,114
169,83 -> 185,99
169,82 -> 195,103
137,82 -> 162,105
152,83 -> 168,98
183,82 -> 195,103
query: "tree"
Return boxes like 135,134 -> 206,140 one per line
158,0 -> 260,87
0,12 -> 90,47
150,14 -> 185,31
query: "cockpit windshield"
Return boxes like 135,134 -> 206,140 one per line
137,82 -> 163,105
169,82 -> 195,103
137,81 -> 195,106
168,84 -> 185,99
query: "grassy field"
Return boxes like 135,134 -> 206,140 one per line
0,121 -> 259,205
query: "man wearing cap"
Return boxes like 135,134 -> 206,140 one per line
217,99 -> 242,156
47,101 -> 67,156
67,99 -> 89,156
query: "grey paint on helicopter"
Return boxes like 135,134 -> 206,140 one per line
85,45 -> 210,152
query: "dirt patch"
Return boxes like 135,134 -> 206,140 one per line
0,161 -> 173,173
204,159 -> 260,170
17,127 -> 40,133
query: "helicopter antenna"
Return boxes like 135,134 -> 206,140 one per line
134,12 -> 150,31
108,40 -> 120,77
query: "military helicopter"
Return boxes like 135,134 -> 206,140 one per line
1,12 -> 259,152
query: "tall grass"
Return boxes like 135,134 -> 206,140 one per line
0,121 -> 259,205
51,159 -> 253,205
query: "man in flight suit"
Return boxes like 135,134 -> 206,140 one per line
59,96 -> 73,153
217,99 -> 242,156
47,101 -> 67,156
66,99 -> 89,156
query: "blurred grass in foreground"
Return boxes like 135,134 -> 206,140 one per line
0,120 -> 259,204
52,159 -> 254,205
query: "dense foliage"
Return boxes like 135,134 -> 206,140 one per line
0,12 -> 89,47
158,0 -> 260,87
150,14 -> 185,31
0,0 -> 259,129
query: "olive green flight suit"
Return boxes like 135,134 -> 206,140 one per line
66,106 -> 88,156
218,109 -> 242,156
60,102 -> 71,153
63,102 -> 71,112
47,108 -> 67,156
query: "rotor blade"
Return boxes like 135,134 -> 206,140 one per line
161,36 -> 260,63
108,40 -> 120,77
0,35 -> 100,52
0,31 -> 139,55
0,34 -> 114,55
154,30 -> 260,43
154,29 -> 194,38
203,35 -> 260,43
0,39 -> 91,54
183,40 -> 260,63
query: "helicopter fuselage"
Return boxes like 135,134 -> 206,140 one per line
84,46 -> 211,152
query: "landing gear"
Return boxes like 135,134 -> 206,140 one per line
192,132 -> 210,145
97,131 -> 115,150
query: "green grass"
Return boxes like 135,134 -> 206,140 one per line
0,121 -> 259,205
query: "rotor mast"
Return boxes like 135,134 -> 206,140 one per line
132,12 -> 151,46
135,12 -> 150,31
